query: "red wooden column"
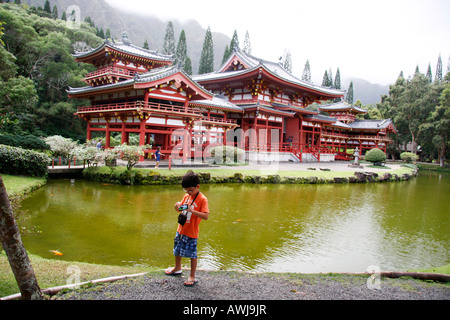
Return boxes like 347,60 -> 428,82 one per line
139,114 -> 147,161
86,120 -> 92,141
105,119 -> 111,148
121,116 -> 128,145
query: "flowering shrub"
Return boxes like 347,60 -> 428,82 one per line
44,135 -> 78,158
73,146 -> 102,166
0,144 -> 50,177
114,143 -> 151,170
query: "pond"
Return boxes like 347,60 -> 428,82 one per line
20,171 -> 449,273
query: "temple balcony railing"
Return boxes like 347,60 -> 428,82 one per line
76,101 -> 237,127
322,131 -> 392,143
84,66 -> 137,80
77,101 -> 202,117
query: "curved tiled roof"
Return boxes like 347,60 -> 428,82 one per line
195,49 -> 344,98
73,33 -> 173,63
68,66 -> 210,97
190,95 -> 244,112
318,101 -> 367,113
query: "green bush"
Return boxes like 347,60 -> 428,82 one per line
364,148 -> 386,164
400,152 -> 419,163
0,134 -> 50,151
0,144 -> 50,177
209,145 -> 245,164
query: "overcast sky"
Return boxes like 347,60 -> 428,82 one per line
105,0 -> 449,85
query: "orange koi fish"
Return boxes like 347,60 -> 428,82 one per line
49,250 -> 63,256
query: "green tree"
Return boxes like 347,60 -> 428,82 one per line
230,30 -> 239,52
435,54 -> 442,82
222,30 -> 238,63
419,78 -> 449,166
282,49 -> 292,72
184,56 -> 193,75
346,81 -> 354,104
51,4 -> 58,20
143,39 -> 149,49
426,63 -> 432,83
175,29 -> 187,68
243,30 -> 251,55
302,59 -> 311,82
0,76 -> 38,115
322,70 -> 330,87
222,44 -> 230,64
198,26 -> 214,74
43,0 -> 51,14
162,21 -> 175,55
334,68 -> 341,89
395,73 -> 433,154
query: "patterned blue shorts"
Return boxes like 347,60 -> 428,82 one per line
173,232 -> 198,259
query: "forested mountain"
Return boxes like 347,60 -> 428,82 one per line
342,78 -> 389,105
0,2 -> 101,140
22,0 -> 231,74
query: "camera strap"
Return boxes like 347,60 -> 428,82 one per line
186,192 -> 200,207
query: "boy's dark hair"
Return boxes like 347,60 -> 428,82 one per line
182,171 -> 200,188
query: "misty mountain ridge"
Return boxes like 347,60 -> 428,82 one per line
342,78 -> 389,105
24,0 -> 389,105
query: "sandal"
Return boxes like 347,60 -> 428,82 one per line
184,279 -> 198,286
165,268 -> 182,276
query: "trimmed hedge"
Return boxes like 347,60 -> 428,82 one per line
0,144 -> 50,177
82,166 -> 419,185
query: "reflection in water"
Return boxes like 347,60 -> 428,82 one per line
20,172 -> 449,273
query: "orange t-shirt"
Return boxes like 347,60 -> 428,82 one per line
177,192 -> 209,239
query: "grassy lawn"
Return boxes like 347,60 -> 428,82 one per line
0,252 -> 152,297
1,174 -> 47,197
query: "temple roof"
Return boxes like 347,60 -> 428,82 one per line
68,66 -> 212,100
194,49 -> 344,98
318,101 -> 367,114
73,32 -> 173,64
348,119 -> 396,131
190,95 -> 244,112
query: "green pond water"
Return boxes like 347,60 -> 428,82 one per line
20,171 -> 449,273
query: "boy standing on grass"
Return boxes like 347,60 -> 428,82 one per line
165,171 -> 209,286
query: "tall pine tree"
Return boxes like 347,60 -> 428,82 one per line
426,63 -> 433,83
435,54 -> 442,82
243,30 -> 252,55
322,70 -> 331,87
222,44 -> 231,64
184,56 -> 193,75
175,30 -> 187,68
282,49 -> 292,73
346,82 -> 354,104
334,68 -> 341,89
230,30 -> 239,52
162,21 -> 175,56
302,59 -> 311,82
198,26 -> 214,74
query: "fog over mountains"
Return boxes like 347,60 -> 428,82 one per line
24,0 -> 389,105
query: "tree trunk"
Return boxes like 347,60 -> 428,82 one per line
0,175 -> 43,300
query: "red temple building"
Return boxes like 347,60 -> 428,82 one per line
69,32 -> 396,163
